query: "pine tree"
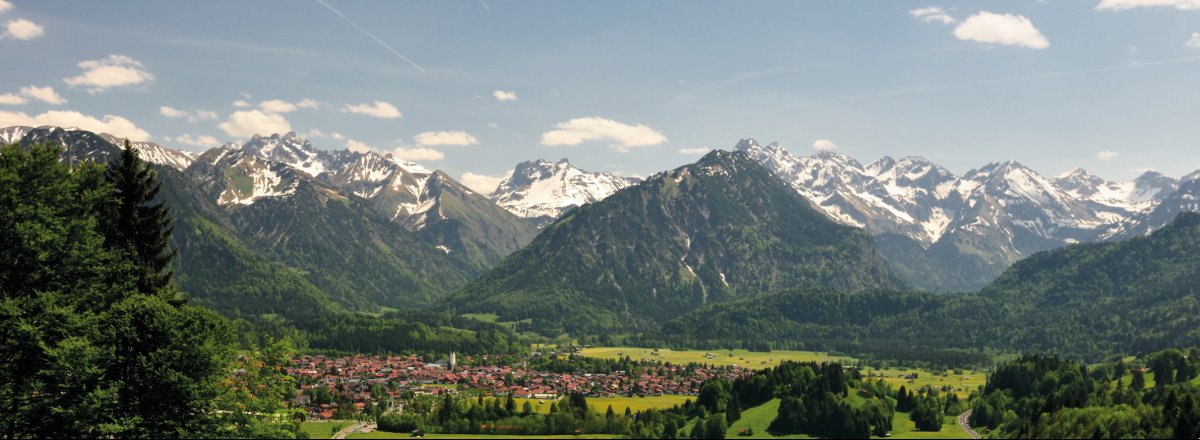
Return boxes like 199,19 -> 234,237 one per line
103,139 -> 177,296
726,393 -> 741,423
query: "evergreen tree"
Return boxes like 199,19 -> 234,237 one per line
704,412 -> 728,439
103,139 -> 178,296
1131,369 -> 1146,391
689,417 -> 706,439
726,393 -> 741,424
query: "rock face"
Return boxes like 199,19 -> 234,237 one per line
489,158 -> 638,227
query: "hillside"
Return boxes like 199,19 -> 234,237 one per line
662,212 -> 1200,361
451,150 -> 902,336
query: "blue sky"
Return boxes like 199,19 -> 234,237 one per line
1,0 -> 1198,191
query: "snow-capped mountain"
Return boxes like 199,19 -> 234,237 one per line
737,139 -> 961,245
1103,174 -> 1199,240
189,146 -> 303,206
1054,168 -> 1178,223
735,138 -> 1197,292
1,125 -> 196,171
239,132 -> 347,177
489,158 -> 638,226
204,132 -> 538,270
0,126 -> 30,144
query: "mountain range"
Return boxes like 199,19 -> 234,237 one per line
452,150 -> 901,335
4,125 -> 1200,332
733,138 -> 1191,291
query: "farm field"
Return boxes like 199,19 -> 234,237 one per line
867,368 -> 987,399
578,346 -> 851,368
889,412 -> 973,439
486,394 -> 692,415
300,420 -> 351,439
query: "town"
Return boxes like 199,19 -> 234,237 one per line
286,351 -> 754,420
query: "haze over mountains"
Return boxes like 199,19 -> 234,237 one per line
4,125 -> 1200,322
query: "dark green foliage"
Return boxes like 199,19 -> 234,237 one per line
969,351 -> 1200,438
410,171 -> 539,272
875,232 -> 1002,293
909,396 -> 943,432
103,140 -> 178,295
453,150 -> 902,336
661,212 -> 1200,363
728,361 -> 891,439
0,143 -> 241,438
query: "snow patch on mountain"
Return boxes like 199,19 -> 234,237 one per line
489,158 -> 637,226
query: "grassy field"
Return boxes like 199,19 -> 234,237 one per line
578,346 -> 851,369
300,420 -> 351,439
708,398 -> 972,439
347,433 -> 620,439
1117,371 -> 1158,389
723,398 -> 810,439
867,368 -> 987,399
486,395 -> 692,415
889,412 -> 972,439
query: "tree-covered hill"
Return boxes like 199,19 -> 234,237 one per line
451,150 -> 903,336
661,212 -> 1200,362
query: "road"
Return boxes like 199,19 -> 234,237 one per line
958,409 -> 981,439
331,422 -> 373,439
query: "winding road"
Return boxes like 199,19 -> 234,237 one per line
331,422 -> 373,439
958,409 -> 981,439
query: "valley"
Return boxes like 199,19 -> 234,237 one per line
4,128 -> 1200,439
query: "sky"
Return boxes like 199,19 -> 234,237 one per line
1,0 -> 1198,192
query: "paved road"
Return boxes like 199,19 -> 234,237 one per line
331,422 -> 370,439
958,409 -> 981,439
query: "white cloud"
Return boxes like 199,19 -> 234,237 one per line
170,133 -> 220,148
1096,0 -> 1200,10
460,171 -> 511,194
953,12 -> 1050,49
217,110 -> 292,138
306,129 -> 345,140
910,6 -> 957,25
159,106 -> 190,118
1097,150 -> 1120,161
0,93 -> 25,105
390,147 -> 444,161
3,18 -> 43,40
540,116 -> 667,152
345,139 -> 375,153
296,98 -> 320,109
0,0 -> 13,14
1187,32 -> 1200,48
493,90 -> 518,101
677,147 -> 712,155
0,109 -> 150,141
63,54 -> 154,93
343,101 -> 401,118
813,139 -> 838,152
259,99 -> 298,114
19,86 -> 65,104
232,100 -> 251,108
160,105 -> 217,122
414,131 -> 478,147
